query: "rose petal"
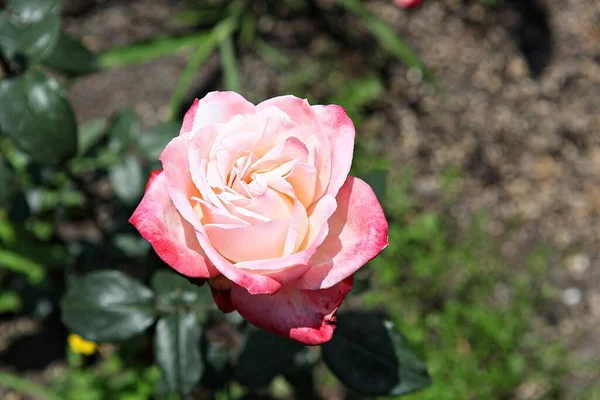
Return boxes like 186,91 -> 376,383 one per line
230,276 -> 353,345
210,288 -> 235,313
312,105 -> 355,198
283,196 -> 309,256
204,219 -> 291,263
195,229 -> 284,294
145,169 -> 162,190
180,92 -> 255,135
256,96 -> 332,199
209,276 -> 235,313
294,176 -> 389,290
287,163 -> 317,208
161,132 -> 211,224
161,132 -> 283,294
256,96 -> 321,136
249,136 -> 308,174
235,194 -> 337,271
233,187 -> 293,221
129,171 -> 217,278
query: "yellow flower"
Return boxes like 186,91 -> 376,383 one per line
68,333 -> 97,356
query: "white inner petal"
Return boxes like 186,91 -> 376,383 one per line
188,109 -> 325,262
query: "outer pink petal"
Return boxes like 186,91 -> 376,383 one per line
294,176 -> 388,290
210,288 -> 235,313
230,277 -> 353,345
312,105 -> 355,198
129,171 -> 217,278
145,169 -> 162,190
180,92 -> 256,135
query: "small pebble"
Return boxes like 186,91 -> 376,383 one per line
562,287 -> 583,306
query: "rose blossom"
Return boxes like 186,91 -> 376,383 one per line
130,92 -> 388,345
395,0 -> 422,8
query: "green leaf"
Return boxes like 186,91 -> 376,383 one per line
235,330 -> 307,388
167,16 -> 238,120
254,39 -> 290,70
0,70 -> 77,165
154,313 -> 203,396
151,269 -> 210,312
238,394 -> 277,400
238,12 -> 256,49
220,35 -> 241,92
322,312 -> 431,396
109,154 -> 144,206
358,169 -> 387,202
170,6 -> 227,29
112,233 -> 151,258
0,155 -> 10,203
202,338 -> 230,386
107,109 -> 140,153
99,32 -> 214,70
330,76 -> 383,120
61,270 -> 156,342
42,30 -> 98,76
282,344 -> 319,399
0,370 -> 60,400
137,122 -> 179,160
76,118 -> 107,156
8,0 -> 63,22
0,290 -> 22,313
0,12 -> 61,62
338,0 -> 435,86
0,248 -> 45,284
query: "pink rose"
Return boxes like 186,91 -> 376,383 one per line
130,92 -> 388,345
395,0 -> 422,8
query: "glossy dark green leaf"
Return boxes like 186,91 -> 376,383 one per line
109,154 -> 144,206
151,269 -> 210,311
155,313 -> 203,396
8,0 -> 63,22
359,169 -> 387,202
112,233 -> 151,258
107,109 -> 140,153
235,330 -> 307,388
0,70 -> 77,165
43,30 -> 98,76
322,312 -> 431,396
137,122 -> 179,160
238,394 -> 277,400
199,323 -> 235,390
0,155 -> 10,203
283,346 -> 320,400
205,340 -> 229,375
76,118 -> 106,156
61,270 -> 156,342
0,12 -> 61,62
8,191 -> 30,223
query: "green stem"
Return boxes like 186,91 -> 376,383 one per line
98,33 -> 212,70
219,35 -> 242,92
166,10 -> 242,121
338,0 -> 436,87
0,371 -> 61,400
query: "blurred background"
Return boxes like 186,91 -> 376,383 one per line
1,0 -> 599,399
